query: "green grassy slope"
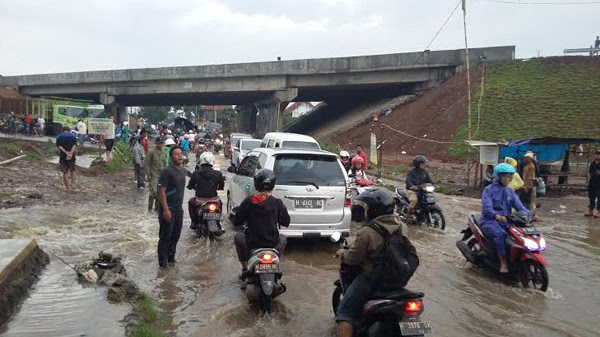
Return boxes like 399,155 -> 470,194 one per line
450,57 -> 600,156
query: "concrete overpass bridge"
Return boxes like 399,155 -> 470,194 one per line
0,46 -> 514,134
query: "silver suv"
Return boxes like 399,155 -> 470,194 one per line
227,148 -> 351,238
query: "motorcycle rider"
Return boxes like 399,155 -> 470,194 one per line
334,189 -> 408,337
339,151 -> 351,172
348,156 -> 367,181
480,163 -> 533,274
187,151 -> 225,229
405,155 -> 433,223
233,169 -> 290,277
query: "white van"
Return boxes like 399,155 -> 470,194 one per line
260,132 -> 320,150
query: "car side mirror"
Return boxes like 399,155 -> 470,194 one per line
233,146 -> 239,151
493,205 -> 503,211
330,231 -> 342,243
227,166 -> 237,173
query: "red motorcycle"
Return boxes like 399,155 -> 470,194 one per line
456,208 -> 549,291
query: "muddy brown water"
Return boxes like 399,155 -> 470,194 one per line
1,154 -> 599,337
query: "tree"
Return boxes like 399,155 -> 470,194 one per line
139,106 -> 170,125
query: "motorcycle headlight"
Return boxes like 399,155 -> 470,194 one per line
425,186 -> 435,193
523,237 -> 539,251
538,237 -> 546,250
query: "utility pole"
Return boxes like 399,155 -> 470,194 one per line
462,0 -> 472,140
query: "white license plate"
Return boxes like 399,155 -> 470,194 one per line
294,199 -> 324,209
203,213 -> 221,220
399,321 -> 432,335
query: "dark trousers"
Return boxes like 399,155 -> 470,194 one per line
589,187 -> 600,210
134,163 -> 145,188
234,233 -> 287,263
158,209 -> 183,266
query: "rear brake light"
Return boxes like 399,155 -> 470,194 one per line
208,203 -> 218,212
260,253 -> 274,264
405,301 -> 422,314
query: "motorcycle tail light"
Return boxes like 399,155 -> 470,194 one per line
207,203 -> 218,212
260,253 -> 274,264
345,193 -> 351,207
404,301 -> 422,315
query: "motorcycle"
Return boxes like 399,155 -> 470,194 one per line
456,207 -> 549,291
330,232 -> 432,337
194,198 -> 225,240
242,246 -> 287,314
394,183 -> 445,230
212,138 -> 223,154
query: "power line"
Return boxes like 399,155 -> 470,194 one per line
477,0 -> 600,5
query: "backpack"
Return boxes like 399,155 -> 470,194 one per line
367,222 -> 419,288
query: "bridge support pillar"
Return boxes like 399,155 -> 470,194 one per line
235,88 -> 297,136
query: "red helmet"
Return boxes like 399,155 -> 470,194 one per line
351,156 -> 364,165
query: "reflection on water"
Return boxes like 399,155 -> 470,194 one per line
1,154 -> 598,337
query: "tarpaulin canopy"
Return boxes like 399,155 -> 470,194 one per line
500,137 -> 600,163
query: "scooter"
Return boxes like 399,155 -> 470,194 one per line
242,247 -> 287,314
330,232 -> 432,337
195,198 -> 225,240
456,207 -> 549,291
394,183 -> 445,230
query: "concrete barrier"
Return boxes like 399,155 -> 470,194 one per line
0,239 -> 49,327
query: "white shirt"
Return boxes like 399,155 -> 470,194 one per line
189,134 -> 196,142
76,121 -> 86,134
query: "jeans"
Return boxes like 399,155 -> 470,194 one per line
78,134 -> 87,148
234,233 -> 287,263
134,163 -> 145,188
336,273 -> 375,325
157,209 -> 183,266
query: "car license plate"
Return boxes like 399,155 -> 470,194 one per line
255,263 -> 280,274
399,321 -> 432,335
203,213 -> 221,220
294,199 -> 323,209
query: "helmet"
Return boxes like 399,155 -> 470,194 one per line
184,134 -> 190,139
524,151 -> 535,159
198,151 -> 215,166
340,151 -> 350,159
254,169 -> 276,192
413,155 -> 428,168
165,138 -> 176,146
167,130 -> 172,134
351,156 -> 364,165
353,188 -> 395,221
189,130 -> 194,134
504,157 -> 518,168
493,163 -> 515,179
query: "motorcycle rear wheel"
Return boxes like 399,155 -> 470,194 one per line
259,291 -> 273,313
332,286 -> 343,314
520,261 -> 548,292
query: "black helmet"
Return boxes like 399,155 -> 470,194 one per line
354,188 -> 395,221
413,155 -> 428,168
254,169 -> 277,192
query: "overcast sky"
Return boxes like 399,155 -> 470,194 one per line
0,0 -> 598,75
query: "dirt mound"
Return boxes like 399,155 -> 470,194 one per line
0,88 -> 23,99
332,69 -> 482,162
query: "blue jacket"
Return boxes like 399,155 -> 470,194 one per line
480,181 -> 529,229
180,139 -> 190,151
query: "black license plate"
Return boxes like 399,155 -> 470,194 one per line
203,213 -> 221,220
294,199 -> 324,209
399,321 -> 432,335
255,263 -> 280,274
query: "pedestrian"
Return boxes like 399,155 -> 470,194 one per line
521,153 -> 536,210
132,136 -> 146,189
37,117 -> 45,134
586,150 -> 600,217
595,36 -> 600,55
144,137 -> 166,212
157,146 -> 187,268
56,126 -> 77,192
163,138 -> 176,166
356,144 -> 368,170
140,129 -> 149,154
76,118 -> 87,151
105,116 -> 116,162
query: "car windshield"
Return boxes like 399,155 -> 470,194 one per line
281,141 -> 320,150
241,140 -> 261,150
274,154 -> 345,186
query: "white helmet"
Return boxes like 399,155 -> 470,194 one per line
165,138 -> 176,146
189,130 -> 194,134
199,151 -> 215,166
340,151 -> 350,158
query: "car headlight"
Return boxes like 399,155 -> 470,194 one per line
425,186 -> 435,192
523,237 -> 539,251
538,237 -> 546,250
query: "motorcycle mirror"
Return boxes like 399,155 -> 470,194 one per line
227,166 -> 236,173
493,205 -> 504,211
330,231 -> 342,243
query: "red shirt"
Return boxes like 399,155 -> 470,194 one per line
25,115 -> 33,124
358,151 -> 368,170
142,138 -> 149,153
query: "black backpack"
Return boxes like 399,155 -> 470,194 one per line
367,222 -> 419,288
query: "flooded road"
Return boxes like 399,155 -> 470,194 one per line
1,153 -> 599,336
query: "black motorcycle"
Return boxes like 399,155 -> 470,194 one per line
195,198 -> 225,240
394,183 -> 445,230
330,232 -> 431,337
